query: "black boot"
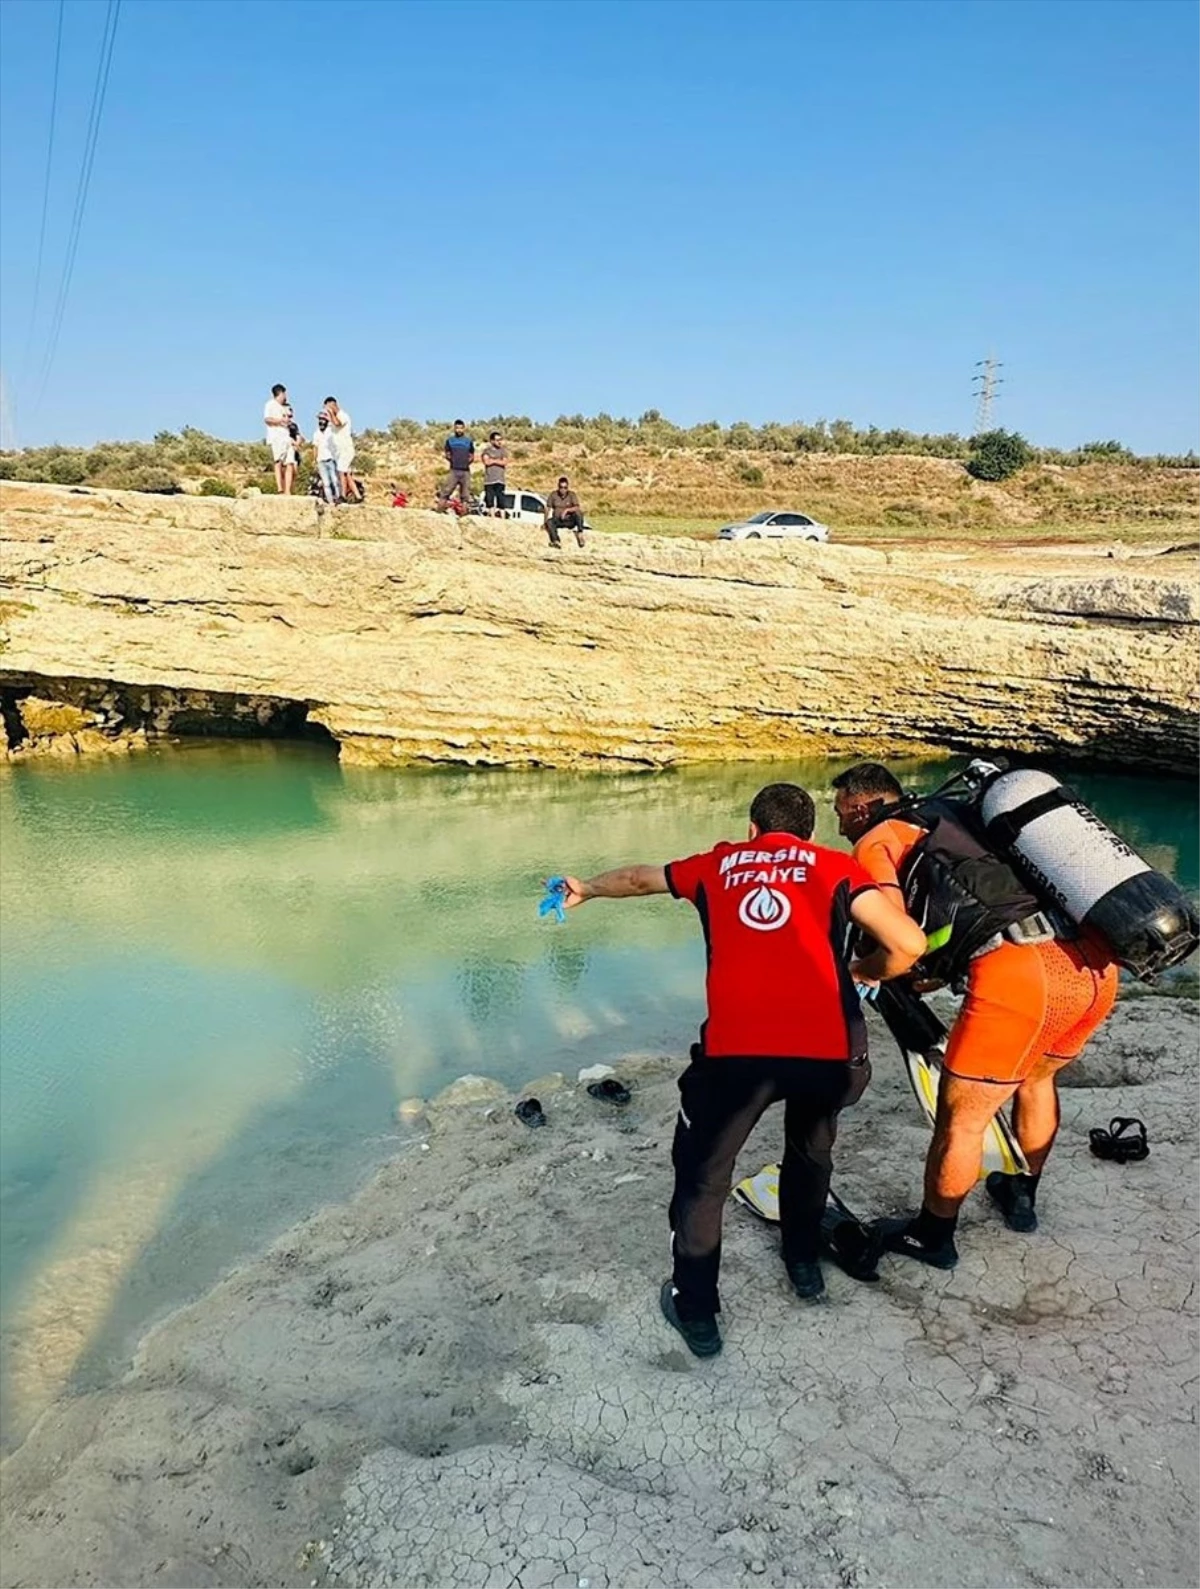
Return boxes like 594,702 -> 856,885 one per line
874,1207 -> 959,1270
785,1259 -> 826,1300
659,1281 -> 722,1358
987,1171 -> 1039,1233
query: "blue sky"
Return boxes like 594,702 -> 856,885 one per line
0,0 -> 1195,452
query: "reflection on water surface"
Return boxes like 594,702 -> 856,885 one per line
1,743 -> 1195,1446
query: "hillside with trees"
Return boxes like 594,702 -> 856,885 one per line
2,414 -> 1195,539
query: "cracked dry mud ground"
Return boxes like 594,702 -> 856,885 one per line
1,999 -> 1196,1589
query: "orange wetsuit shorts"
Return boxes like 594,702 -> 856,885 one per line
943,936 -> 1119,1086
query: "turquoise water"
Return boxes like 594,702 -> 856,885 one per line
0,745 -> 1195,1445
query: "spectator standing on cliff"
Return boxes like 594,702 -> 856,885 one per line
263,383 -> 297,495
313,411 -> 340,503
439,420 -> 475,511
481,430 -> 509,515
324,398 -> 356,504
544,476 -> 586,548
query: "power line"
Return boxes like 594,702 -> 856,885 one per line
32,0 -> 121,417
20,0 -> 66,391
972,356 -> 1003,432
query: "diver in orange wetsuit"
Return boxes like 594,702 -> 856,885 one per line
831,762 -> 1118,1268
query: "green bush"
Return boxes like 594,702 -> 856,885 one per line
737,463 -> 764,486
883,500 -> 928,527
967,429 -> 1033,482
103,467 -> 181,494
198,477 -> 237,497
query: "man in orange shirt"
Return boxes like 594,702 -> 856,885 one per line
831,762 -> 1118,1268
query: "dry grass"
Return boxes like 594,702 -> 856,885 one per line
372,440 -> 1198,540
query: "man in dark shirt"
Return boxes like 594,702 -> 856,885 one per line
544,476 -> 586,548
481,431 -> 509,515
439,420 -> 475,511
556,782 -> 925,1357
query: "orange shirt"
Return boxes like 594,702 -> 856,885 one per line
852,817 -> 925,896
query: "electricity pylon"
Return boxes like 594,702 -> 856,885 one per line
972,358 -> 1003,432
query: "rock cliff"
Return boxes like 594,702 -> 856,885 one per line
0,482 -> 1195,771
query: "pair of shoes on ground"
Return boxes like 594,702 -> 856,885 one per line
659,1258 -> 825,1360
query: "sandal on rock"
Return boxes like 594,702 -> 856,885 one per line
514,1097 -> 547,1128
1089,1117 -> 1148,1164
587,1078 -> 632,1106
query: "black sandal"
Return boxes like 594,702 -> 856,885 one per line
1088,1117 -> 1149,1163
514,1097 -> 547,1128
587,1078 -> 632,1105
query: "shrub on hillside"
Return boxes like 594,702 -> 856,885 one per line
199,477 -> 237,497
967,429 -> 1033,482
883,500 -> 927,527
104,466 -> 181,494
737,463 -> 764,486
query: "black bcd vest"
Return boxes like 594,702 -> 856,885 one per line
883,796 -> 1042,982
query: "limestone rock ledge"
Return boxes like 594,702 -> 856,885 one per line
1,482 -> 1196,772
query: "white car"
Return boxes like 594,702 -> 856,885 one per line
476,487 -> 593,533
717,510 -> 829,542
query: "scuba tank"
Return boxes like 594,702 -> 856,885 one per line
975,765 -> 1199,982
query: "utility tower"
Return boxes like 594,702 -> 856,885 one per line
972,357 -> 1003,432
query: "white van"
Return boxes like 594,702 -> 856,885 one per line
476,487 -> 593,533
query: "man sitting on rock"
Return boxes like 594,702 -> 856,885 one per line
553,783 -> 925,1358
544,476 -> 586,548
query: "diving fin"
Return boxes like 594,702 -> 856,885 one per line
731,1170 -> 882,1283
902,1048 -> 1030,1177
732,1162 -> 780,1222
875,978 -> 1028,1179
871,979 -> 949,1054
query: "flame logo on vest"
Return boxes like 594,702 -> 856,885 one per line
738,884 -> 792,931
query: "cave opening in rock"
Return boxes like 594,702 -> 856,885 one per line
0,675 -> 341,755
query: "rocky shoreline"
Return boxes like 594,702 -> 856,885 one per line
1,482 -> 1197,773
1,997 -> 1196,1589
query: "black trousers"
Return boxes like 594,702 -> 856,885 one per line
484,481 -> 506,509
547,512 -> 584,544
669,1050 -> 871,1319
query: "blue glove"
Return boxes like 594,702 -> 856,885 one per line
539,876 -> 568,924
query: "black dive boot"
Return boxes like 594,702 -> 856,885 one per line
874,1208 -> 959,1270
986,1171 -> 1038,1233
659,1282 -> 722,1358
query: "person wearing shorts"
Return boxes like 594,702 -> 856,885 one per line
481,431 -> 508,514
324,397 -> 356,503
554,782 -> 926,1358
832,761 -> 1119,1267
263,383 -> 297,495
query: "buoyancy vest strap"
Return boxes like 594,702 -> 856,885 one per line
982,785 -> 1079,850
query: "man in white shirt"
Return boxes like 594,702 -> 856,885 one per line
324,397 -> 355,503
263,383 -> 298,495
312,411 -> 340,503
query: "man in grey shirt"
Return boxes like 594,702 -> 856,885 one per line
481,431 -> 509,515
544,476 -> 586,548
